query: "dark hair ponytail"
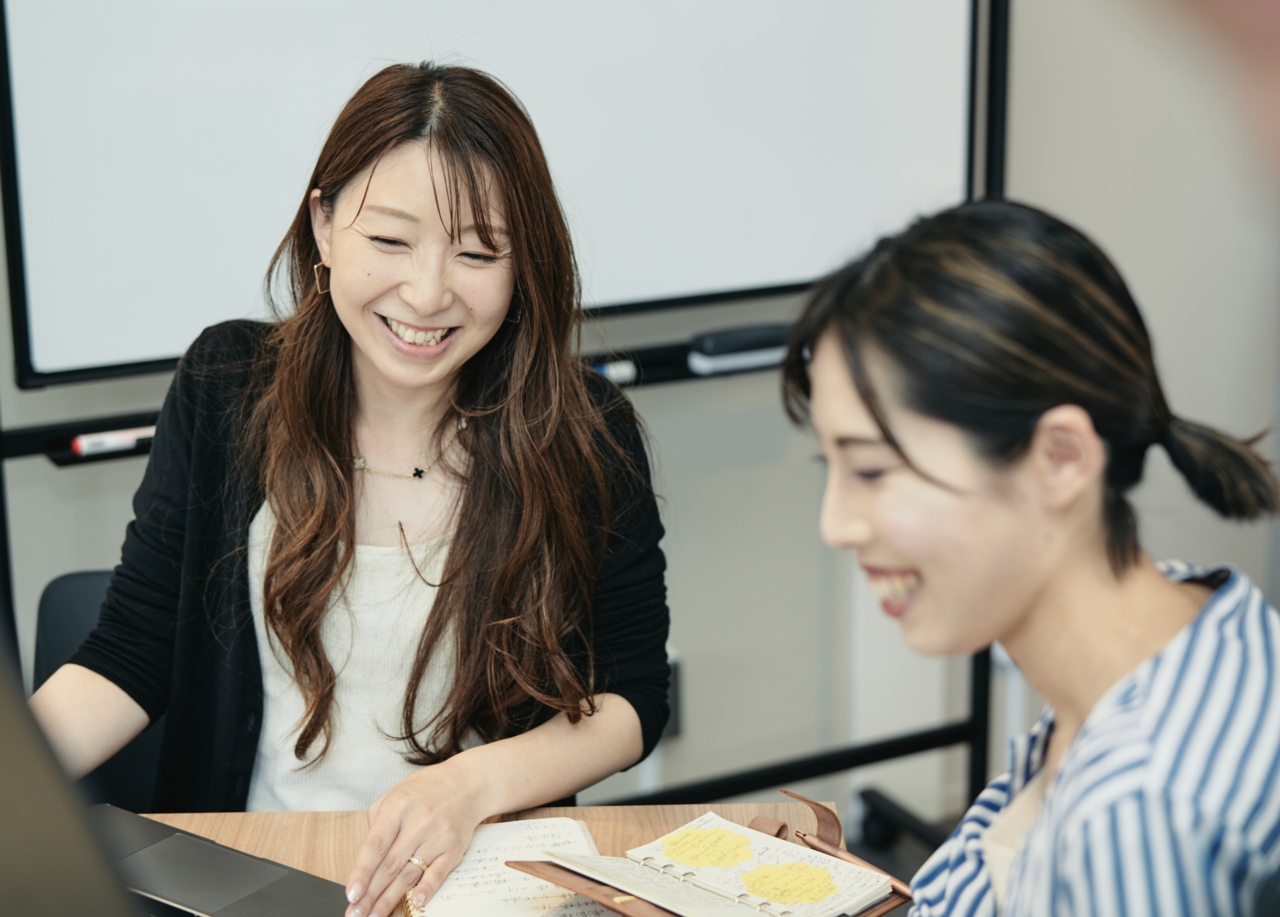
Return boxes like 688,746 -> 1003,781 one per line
1162,418 -> 1279,519
783,199 -> 1280,572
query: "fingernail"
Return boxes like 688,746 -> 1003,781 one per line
346,883 -> 363,904
411,891 -> 427,907
349,908 -> 363,917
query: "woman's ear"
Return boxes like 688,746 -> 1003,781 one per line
1028,404 -> 1106,512
309,188 -> 332,264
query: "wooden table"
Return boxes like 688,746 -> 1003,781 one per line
146,802 -> 836,885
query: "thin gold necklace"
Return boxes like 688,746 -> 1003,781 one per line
353,417 -> 467,480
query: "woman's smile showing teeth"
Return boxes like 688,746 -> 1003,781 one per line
863,568 -> 922,617
386,317 -> 452,347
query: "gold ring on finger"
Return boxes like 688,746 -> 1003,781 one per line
407,855 -> 427,873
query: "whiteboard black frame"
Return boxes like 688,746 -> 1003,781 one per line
0,0 -> 986,390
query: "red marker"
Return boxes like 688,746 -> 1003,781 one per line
70,426 -> 156,457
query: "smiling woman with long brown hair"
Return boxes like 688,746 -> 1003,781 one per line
29,63 -> 669,917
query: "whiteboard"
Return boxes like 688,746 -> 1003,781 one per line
2,0 -> 972,383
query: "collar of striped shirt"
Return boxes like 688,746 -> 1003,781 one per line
909,562 -> 1280,917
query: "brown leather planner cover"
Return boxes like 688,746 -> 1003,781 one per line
508,793 -> 911,917
505,859 -> 912,917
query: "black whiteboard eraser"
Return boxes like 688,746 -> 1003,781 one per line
687,324 -> 791,376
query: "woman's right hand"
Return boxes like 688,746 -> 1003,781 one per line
29,663 -> 150,778
344,756 -> 487,917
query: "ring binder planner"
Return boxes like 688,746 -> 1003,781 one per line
508,800 -> 910,917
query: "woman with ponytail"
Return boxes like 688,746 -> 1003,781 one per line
29,63 -> 669,917
784,199 -> 1280,915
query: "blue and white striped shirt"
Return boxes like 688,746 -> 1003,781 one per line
909,563 -> 1280,917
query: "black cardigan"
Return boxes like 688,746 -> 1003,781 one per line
71,321 -> 670,812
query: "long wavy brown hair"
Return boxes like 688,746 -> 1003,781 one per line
245,63 -> 633,765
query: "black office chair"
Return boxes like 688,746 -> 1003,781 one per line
33,571 -> 165,814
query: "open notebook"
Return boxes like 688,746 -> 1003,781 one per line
510,811 -> 897,917
404,817 -> 613,916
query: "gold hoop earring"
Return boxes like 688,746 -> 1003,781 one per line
505,304 -> 520,324
313,261 -> 330,295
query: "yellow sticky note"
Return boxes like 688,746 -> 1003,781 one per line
660,828 -> 753,868
740,862 -> 838,904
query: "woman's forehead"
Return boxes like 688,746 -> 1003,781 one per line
810,334 -> 979,463
343,141 -> 508,231
424,143 -> 507,224
809,335 -> 884,442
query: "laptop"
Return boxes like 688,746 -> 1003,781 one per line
0,648 -> 347,916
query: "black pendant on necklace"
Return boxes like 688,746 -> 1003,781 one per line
412,467 -> 425,479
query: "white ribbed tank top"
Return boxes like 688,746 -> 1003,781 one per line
244,502 -> 463,812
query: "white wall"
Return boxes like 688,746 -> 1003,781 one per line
4,0 -> 1279,831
